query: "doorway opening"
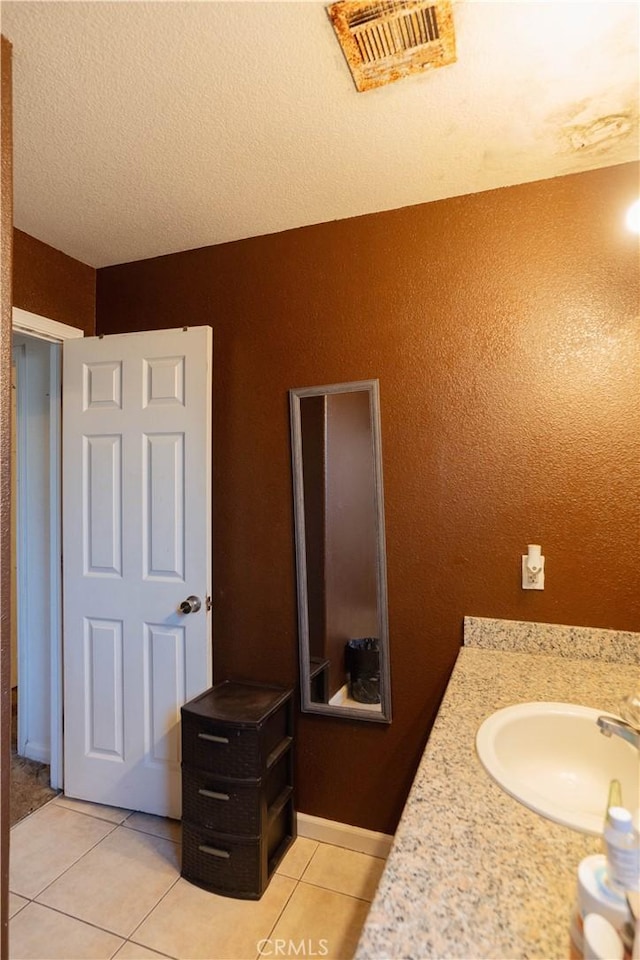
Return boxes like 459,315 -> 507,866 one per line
10,308 -> 83,825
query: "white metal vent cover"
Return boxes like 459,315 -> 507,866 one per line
327,0 -> 457,92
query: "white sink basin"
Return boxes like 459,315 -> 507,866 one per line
476,702 -> 639,835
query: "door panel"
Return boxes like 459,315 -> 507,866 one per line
143,432 -> 184,579
63,326 -> 212,817
84,434 -> 122,576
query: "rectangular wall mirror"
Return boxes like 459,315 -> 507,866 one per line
289,379 -> 391,723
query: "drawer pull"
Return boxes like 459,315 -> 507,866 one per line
197,733 -> 229,744
198,788 -> 230,801
198,844 -> 230,859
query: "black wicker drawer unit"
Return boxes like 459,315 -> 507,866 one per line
181,680 -> 295,900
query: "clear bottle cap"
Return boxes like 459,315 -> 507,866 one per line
609,806 -> 633,832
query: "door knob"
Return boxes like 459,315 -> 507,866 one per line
179,595 -> 201,614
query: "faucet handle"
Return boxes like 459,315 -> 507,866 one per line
618,692 -> 640,729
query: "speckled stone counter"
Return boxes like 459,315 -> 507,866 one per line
356,619 -> 639,960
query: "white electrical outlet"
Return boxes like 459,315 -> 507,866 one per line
522,555 -> 545,590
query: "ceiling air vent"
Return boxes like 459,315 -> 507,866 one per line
327,0 -> 456,92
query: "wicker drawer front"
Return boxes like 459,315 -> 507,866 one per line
182,802 -> 294,900
182,714 -> 259,778
182,769 -> 261,834
182,822 -> 268,899
182,707 -> 288,778
182,824 -> 265,899
182,756 -> 289,835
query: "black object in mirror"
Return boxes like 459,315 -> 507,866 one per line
346,638 -> 380,704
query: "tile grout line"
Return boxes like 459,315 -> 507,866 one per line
21,866 -> 182,953
125,938 -> 179,960
256,875 -> 300,960
13,819 -> 178,905
11,804 -> 181,946
52,799 -> 182,844
11,823 -> 374,957
50,797 -> 134,827
8,793 -> 62,831
114,821 -> 182,848
17,873 -> 181,955
12,810 -> 181,862
297,843 -> 320,885
129,843 -> 324,958
10,818 -> 121,900
15,898 -> 128,945
125,873 -> 182,958
10,796 -> 130,833
11,803 -> 180,958
120,823 -> 182,845
295,876 -> 376,904
296,841 -> 382,902
32,826 -> 182,942
8,894 -> 31,921
124,938 -> 178,960
256,841 -> 332,950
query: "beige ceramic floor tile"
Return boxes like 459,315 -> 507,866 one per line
37,825 -> 180,938
114,942 -> 172,959
123,811 -> 182,842
275,837 -> 319,880
267,882 -> 369,960
133,874 -> 296,960
301,844 -> 385,901
10,802 -> 116,899
10,901 -> 124,960
9,892 -> 29,919
54,794 -> 132,823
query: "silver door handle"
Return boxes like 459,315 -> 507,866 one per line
179,595 -> 201,614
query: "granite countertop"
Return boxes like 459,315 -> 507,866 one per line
356,618 -> 640,960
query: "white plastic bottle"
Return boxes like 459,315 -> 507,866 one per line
604,806 -> 640,892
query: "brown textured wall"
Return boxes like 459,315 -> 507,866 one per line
97,162 -> 640,834
13,229 -> 95,334
1,34 -> 12,960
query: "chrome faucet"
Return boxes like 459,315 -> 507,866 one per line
597,714 -> 640,751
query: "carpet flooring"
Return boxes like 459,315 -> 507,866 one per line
10,690 -> 59,827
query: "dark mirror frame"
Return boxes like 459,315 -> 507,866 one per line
289,379 -> 392,723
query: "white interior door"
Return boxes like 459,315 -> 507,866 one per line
62,326 -> 212,817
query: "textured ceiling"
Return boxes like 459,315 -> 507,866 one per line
1,0 -> 639,268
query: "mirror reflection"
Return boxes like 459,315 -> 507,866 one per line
289,380 -> 391,722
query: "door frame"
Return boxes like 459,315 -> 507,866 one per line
11,307 -> 83,789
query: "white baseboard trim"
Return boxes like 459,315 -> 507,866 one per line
296,812 -> 393,859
